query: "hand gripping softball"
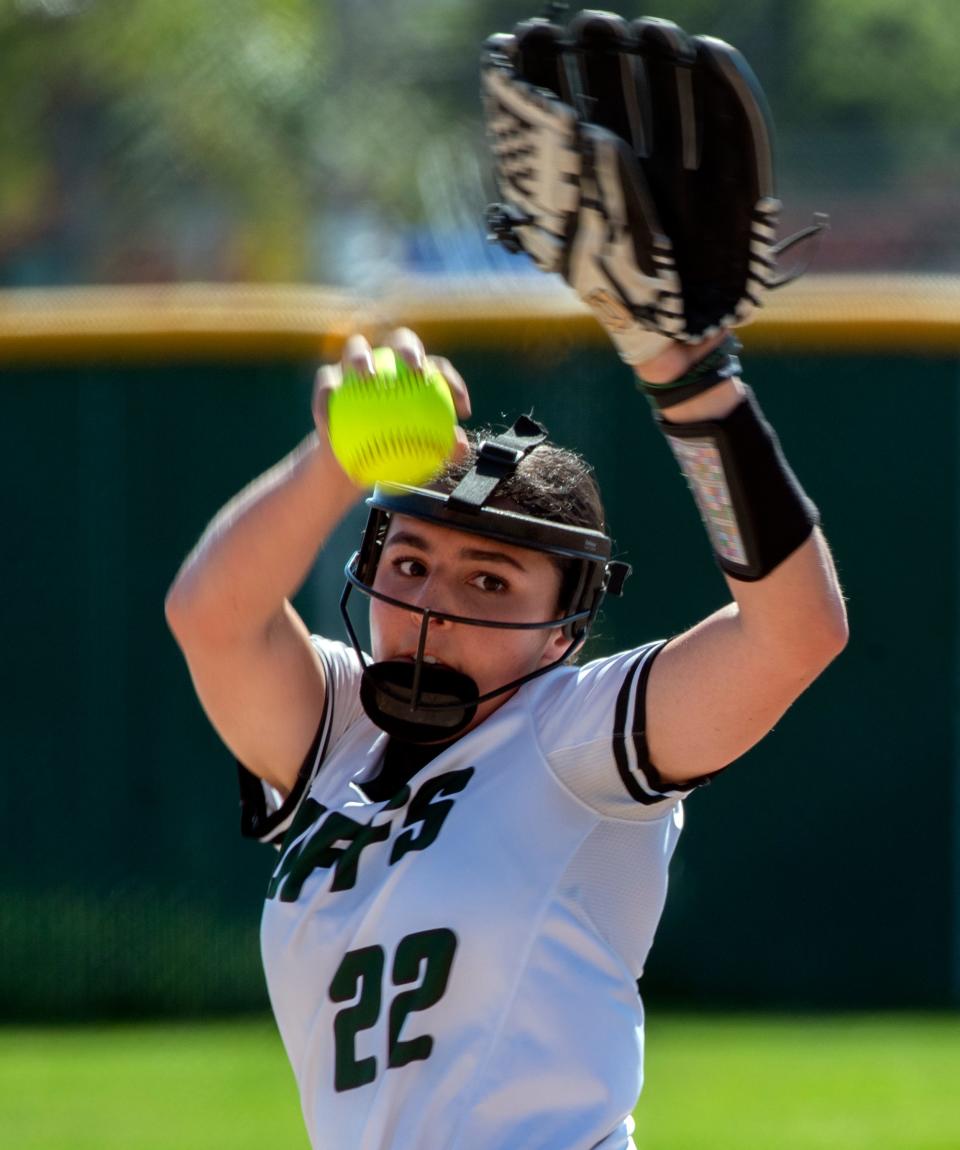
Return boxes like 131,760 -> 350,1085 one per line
481,10 -> 826,367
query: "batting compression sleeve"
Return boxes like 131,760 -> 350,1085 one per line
655,385 -> 819,581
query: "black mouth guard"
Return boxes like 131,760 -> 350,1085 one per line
359,661 -> 480,744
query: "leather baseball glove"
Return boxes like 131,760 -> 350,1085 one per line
481,9 -> 824,367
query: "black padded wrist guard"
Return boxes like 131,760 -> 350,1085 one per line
657,386 -> 819,581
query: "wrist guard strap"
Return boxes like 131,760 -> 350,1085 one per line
639,335 -> 743,410
657,386 -> 819,581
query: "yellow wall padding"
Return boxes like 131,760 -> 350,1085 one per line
0,285 -> 364,364
1,276 -> 959,364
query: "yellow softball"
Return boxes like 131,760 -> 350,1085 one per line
327,347 -> 458,487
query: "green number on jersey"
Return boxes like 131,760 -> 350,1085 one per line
329,929 -> 458,1092
388,928 -> 458,1068
329,945 -> 384,1092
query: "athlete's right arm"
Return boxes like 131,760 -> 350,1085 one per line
165,427 -> 363,796
165,331 -> 472,797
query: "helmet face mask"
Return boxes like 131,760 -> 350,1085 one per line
338,419 -> 631,743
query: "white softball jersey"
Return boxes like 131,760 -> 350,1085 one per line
239,636 -> 707,1150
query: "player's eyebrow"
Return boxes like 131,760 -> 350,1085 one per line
459,546 -> 527,572
385,530 -> 528,572
384,529 -> 434,553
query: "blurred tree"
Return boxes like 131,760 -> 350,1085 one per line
0,0 -> 957,285
0,0 -> 330,280
801,0 -> 960,127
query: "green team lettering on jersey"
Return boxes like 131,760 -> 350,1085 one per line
266,768 -> 475,902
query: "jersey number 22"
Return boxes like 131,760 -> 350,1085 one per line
329,927 -> 458,1092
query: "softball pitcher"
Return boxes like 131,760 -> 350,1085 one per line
167,11 -> 846,1148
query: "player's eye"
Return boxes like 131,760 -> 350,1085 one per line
393,557 -> 427,578
469,571 -> 508,594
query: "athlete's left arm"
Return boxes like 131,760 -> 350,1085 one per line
639,343 -> 848,783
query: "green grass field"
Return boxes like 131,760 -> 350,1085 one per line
3,1014 -> 959,1149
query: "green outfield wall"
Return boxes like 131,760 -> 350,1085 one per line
2,278 -> 958,1018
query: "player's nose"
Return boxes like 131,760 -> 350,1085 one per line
408,574 -> 457,625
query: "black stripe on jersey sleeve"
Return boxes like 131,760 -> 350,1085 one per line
612,641 -> 703,805
237,648 -> 337,846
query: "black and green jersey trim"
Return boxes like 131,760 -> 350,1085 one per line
237,648 -> 337,847
611,641 -> 707,805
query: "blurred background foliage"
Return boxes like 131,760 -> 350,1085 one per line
0,0 -> 957,287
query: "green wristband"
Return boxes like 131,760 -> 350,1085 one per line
638,335 -> 743,410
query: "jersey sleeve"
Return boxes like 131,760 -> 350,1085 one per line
237,636 -> 366,847
533,641 -> 717,820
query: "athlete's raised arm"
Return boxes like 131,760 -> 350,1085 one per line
635,338 -> 848,783
164,330 -> 470,794
482,12 -> 846,785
